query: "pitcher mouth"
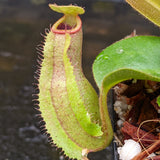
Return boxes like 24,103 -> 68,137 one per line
51,15 -> 82,34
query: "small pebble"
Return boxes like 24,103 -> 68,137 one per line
118,139 -> 141,160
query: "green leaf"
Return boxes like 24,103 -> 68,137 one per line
93,36 -> 160,117
157,96 -> 160,107
126,0 -> 160,27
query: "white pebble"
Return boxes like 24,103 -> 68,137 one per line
117,119 -> 124,128
128,105 -> 132,110
147,153 -> 156,158
118,139 -> 142,160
